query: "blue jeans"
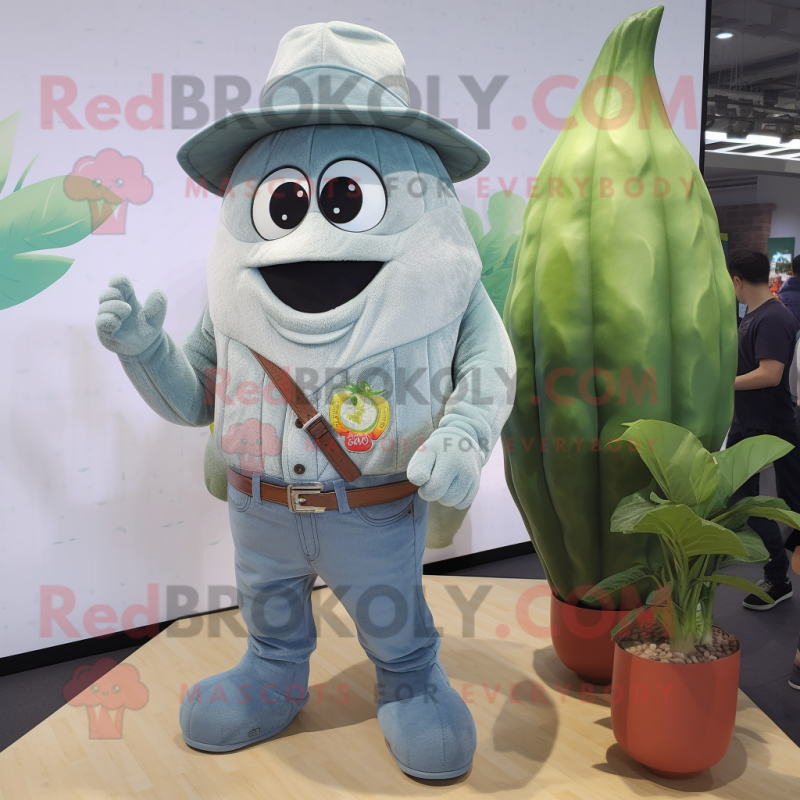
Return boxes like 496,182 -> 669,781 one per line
227,474 -> 439,675
181,473 -> 477,775
727,423 -> 798,583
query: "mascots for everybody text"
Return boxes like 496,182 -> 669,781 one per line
96,22 -> 514,779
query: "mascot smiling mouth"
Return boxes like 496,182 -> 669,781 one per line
259,260 -> 384,313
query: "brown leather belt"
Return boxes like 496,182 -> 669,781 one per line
226,467 -> 417,513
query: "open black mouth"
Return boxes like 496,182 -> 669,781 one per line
258,261 -> 384,313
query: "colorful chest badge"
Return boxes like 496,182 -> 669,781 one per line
329,381 -> 390,452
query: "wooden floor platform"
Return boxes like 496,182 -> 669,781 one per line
2,576 -> 799,799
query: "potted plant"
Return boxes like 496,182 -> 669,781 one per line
583,419 -> 800,779
503,6 -> 737,684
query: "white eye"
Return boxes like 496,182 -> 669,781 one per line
252,167 -> 310,240
318,159 -> 386,232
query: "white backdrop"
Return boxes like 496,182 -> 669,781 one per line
0,0 -> 707,658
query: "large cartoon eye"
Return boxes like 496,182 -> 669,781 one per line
112,684 -> 121,693
252,167 -> 310,240
90,684 -> 100,693
318,160 -> 386,232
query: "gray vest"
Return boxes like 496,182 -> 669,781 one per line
212,318 -> 463,482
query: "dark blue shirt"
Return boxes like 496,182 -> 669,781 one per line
734,298 -> 800,431
779,276 -> 800,323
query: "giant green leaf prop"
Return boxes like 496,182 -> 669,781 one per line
503,7 -> 737,607
0,111 -> 120,310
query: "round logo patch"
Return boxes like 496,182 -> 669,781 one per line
329,381 -> 390,452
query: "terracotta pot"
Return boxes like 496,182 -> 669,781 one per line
610,631 -> 741,779
550,594 -> 633,685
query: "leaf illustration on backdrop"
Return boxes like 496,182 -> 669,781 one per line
0,110 -> 120,311
478,191 -> 525,274
482,240 -> 518,317
462,204 -> 484,248
462,190 -> 525,319
1,253 -> 76,309
0,112 -> 20,195
13,154 -> 39,193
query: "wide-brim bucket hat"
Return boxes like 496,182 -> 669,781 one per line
177,21 -> 491,197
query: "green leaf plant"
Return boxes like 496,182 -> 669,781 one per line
0,111 -> 121,310
463,190 -> 525,318
581,419 -> 800,654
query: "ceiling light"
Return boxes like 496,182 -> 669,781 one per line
747,133 -> 781,145
716,32 -> 734,39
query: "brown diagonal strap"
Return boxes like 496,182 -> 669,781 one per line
249,348 -> 362,482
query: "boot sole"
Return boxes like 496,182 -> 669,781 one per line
388,743 -> 472,780
182,694 -> 307,752
184,731 -> 277,753
742,590 -> 793,610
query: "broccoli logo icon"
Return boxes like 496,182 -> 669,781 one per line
64,657 -> 148,739
69,149 -> 153,234
221,419 -> 282,473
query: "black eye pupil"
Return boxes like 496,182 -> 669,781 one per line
320,176 -> 362,224
269,182 -> 308,230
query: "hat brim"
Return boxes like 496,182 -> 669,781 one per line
176,105 -> 491,197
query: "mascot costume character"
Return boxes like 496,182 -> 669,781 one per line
95,21 -> 515,780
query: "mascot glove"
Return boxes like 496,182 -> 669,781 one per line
96,274 -> 168,357
407,427 -> 484,510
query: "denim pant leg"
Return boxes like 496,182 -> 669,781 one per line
227,483 -> 318,665
727,425 -> 790,583
772,423 -> 800,514
311,492 -> 440,674
178,485 -> 318,751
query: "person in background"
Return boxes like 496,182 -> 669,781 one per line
790,331 -> 800,429
788,529 -> 800,690
779,255 -> 800,323
727,250 -> 800,610
771,274 -> 784,297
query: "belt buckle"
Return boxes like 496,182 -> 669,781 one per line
287,483 -> 325,513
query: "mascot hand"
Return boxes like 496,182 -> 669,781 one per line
407,428 -> 483,509
96,274 -> 168,357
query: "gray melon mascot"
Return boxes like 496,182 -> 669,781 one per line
96,21 -> 514,779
